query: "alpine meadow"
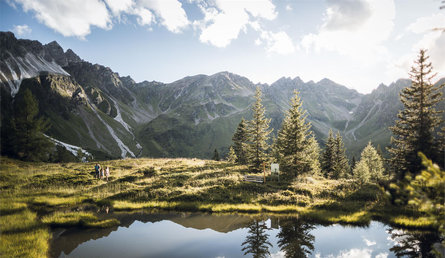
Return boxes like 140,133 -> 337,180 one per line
1,1 -> 444,257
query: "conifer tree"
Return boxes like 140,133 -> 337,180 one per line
232,118 -> 248,164
332,132 -> 350,179
241,220 -> 272,258
227,146 -> 237,163
353,142 -> 385,182
305,136 -> 322,175
212,148 -> 220,161
321,129 -> 335,177
276,91 -> 319,177
437,126 -> 445,169
388,49 -> 443,180
11,88 -> 53,161
350,156 -> 357,176
247,87 -> 273,172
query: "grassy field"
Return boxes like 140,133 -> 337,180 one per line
0,157 -> 436,257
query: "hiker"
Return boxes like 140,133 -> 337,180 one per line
105,166 -> 110,182
101,168 -> 105,179
94,163 -> 101,179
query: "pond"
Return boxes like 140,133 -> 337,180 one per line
50,210 -> 441,258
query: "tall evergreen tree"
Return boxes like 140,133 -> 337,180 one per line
350,156 -> 357,176
11,88 -> 53,161
321,129 -> 335,177
241,220 -> 272,258
212,148 -> 220,161
437,126 -> 445,169
246,87 -> 273,172
227,146 -> 237,163
388,49 -> 443,180
332,132 -> 350,179
277,218 -> 315,258
353,142 -> 385,183
276,91 -> 319,177
232,118 -> 248,164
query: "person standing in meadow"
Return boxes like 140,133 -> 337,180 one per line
94,163 -> 100,179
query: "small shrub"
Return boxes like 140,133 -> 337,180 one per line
141,167 -> 156,177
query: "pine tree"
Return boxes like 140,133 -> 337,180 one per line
277,218 -> 315,258
212,148 -> 220,161
11,88 -> 53,161
353,142 -> 385,182
388,49 -> 443,180
437,126 -> 445,169
241,220 -> 272,258
321,129 -> 335,177
232,118 -> 248,164
246,87 -> 273,172
331,132 -> 350,179
350,156 -> 357,176
227,146 -> 237,163
353,159 -> 370,183
276,91 -> 318,177
305,136 -> 322,176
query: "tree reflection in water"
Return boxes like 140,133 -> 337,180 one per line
388,228 -> 443,258
241,219 -> 273,258
277,217 -> 315,258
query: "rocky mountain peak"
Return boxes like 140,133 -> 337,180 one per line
44,41 -> 67,66
65,49 -> 82,63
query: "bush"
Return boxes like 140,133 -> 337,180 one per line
141,167 -> 156,177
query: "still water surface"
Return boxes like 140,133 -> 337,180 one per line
50,211 -> 439,257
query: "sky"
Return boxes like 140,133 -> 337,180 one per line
1,0 -> 444,93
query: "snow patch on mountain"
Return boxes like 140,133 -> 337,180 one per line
0,52 -> 69,96
46,135 -> 91,161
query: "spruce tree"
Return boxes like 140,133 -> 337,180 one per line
350,156 -> 357,176
232,118 -> 248,164
321,129 -> 335,177
212,148 -> 220,161
388,49 -> 443,180
437,126 -> 445,169
246,87 -> 273,172
11,88 -> 53,161
353,142 -> 385,182
227,146 -> 237,163
331,132 -> 350,179
276,91 -> 317,177
241,220 -> 272,258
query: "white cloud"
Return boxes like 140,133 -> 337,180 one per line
323,0 -> 372,31
285,4 -> 292,11
270,250 -> 285,258
388,13 -> 445,82
197,0 -> 277,48
141,0 -> 189,33
407,13 -> 445,33
259,31 -> 295,55
363,238 -> 376,246
132,7 -> 154,26
104,0 -> 133,16
13,0 -> 188,38
301,0 -> 395,62
12,24 -> 32,36
104,0 -> 188,32
375,252 -> 388,258
336,248 -> 372,258
14,0 -> 112,39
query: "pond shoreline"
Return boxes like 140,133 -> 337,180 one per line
0,157 -> 439,257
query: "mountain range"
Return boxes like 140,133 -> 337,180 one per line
1,31 -> 444,160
